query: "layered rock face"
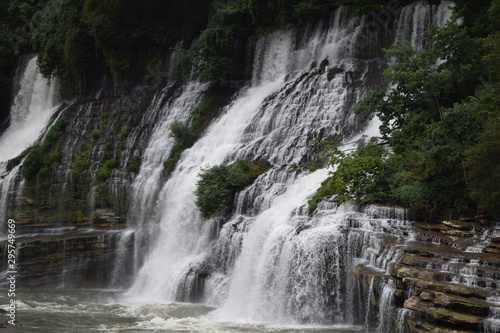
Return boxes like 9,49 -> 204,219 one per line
356,216 -> 500,332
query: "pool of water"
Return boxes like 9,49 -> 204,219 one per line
0,289 -> 365,332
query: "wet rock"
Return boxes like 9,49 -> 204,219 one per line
327,68 -> 343,81
402,277 -> 494,299
405,318 -> 477,333
295,224 -> 311,235
404,296 -> 484,327
441,220 -> 472,230
432,291 -> 490,314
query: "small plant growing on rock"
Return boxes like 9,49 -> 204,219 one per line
96,159 -> 117,183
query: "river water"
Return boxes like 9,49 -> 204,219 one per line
1,289 -> 365,332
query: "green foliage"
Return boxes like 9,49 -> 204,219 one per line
465,85 -> 500,215
120,124 -> 132,140
162,95 -> 216,176
482,31 -> 500,81
22,119 -> 68,180
162,121 -> 196,175
191,94 -> 215,131
72,142 -> 90,177
308,181 -> 335,214
326,142 -> 393,205
173,1 -> 249,81
104,141 -> 113,152
1,0 -> 394,88
353,1 -> 500,216
99,112 -> 109,129
91,129 -> 102,140
127,155 -> 141,173
195,160 -> 268,219
95,158 -> 117,183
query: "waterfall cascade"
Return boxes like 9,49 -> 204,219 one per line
0,55 -> 60,228
0,1 -> 498,332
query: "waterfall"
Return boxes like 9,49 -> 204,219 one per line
0,56 -> 60,163
128,78 -> 285,300
5,1 -> 493,332
123,1 -> 456,328
0,55 -> 60,227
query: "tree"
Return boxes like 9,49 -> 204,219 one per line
326,142 -> 394,205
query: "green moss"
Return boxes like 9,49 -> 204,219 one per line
308,180 -> 335,214
22,119 -> 69,180
104,141 -> 113,152
302,160 -> 322,172
162,121 -> 196,176
98,112 -> 109,129
96,158 -> 117,182
162,95 -> 219,176
91,129 -> 102,140
127,156 -> 141,173
120,124 -> 132,140
191,94 -> 215,132
73,143 -> 90,177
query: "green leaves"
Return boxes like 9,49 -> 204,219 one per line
325,142 -> 392,206
352,3 -> 500,216
194,160 -> 268,219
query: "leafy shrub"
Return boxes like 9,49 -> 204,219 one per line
162,95 -> 217,176
162,121 -> 196,175
326,142 -> 393,205
195,160 -> 268,219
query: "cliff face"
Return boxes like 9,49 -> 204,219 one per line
355,214 -> 500,332
0,1 -> 499,332
0,72 -> 243,288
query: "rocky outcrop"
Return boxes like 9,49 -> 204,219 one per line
0,229 -> 134,288
355,217 -> 500,332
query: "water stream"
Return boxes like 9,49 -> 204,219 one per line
2,2 -> 496,332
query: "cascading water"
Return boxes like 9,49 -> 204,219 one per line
128,78 -> 285,300
0,55 -> 60,227
125,1 -> 456,330
110,82 -> 210,287
0,56 -> 60,163
2,1 -> 497,332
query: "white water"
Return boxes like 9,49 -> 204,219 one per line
124,2 -> 456,328
120,82 -> 210,278
0,1 -> 478,332
485,297 -> 500,333
213,169 -> 329,323
0,56 -> 60,227
0,56 -> 60,163
128,78 -> 284,300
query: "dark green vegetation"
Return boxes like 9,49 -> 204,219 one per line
162,94 -> 217,176
21,119 -> 68,180
2,0 -> 498,220
0,0 -> 400,100
96,159 -> 117,183
324,0 -> 500,217
195,160 -> 269,219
